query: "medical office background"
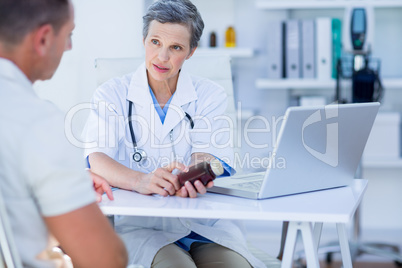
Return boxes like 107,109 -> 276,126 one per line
33,0 -> 402,262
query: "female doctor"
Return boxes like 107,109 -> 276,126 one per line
83,0 -> 265,267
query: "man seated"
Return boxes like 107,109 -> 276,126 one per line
0,0 -> 128,267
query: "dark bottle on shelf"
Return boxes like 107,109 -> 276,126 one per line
210,31 -> 217,47
178,159 -> 224,186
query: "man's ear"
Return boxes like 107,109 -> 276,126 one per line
186,46 -> 197,60
33,24 -> 53,57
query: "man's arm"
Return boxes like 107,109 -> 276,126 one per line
44,202 -> 128,268
89,170 -> 114,202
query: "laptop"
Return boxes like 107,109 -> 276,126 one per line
208,102 -> 380,199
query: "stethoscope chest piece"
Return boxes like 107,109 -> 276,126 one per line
128,99 -> 193,165
133,149 -> 147,163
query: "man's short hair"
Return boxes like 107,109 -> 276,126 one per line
0,0 -> 70,45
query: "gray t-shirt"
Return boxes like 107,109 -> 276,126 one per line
0,58 -> 95,267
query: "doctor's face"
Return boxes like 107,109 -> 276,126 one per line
144,21 -> 195,86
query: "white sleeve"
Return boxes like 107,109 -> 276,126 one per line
82,80 -> 127,160
190,80 -> 234,167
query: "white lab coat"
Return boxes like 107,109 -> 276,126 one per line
83,63 -> 265,268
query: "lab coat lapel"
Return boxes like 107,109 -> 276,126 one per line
161,67 -> 197,140
126,63 -> 163,141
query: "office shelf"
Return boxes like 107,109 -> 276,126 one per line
195,48 -> 254,58
255,78 -> 402,91
256,0 -> 402,10
363,158 -> 402,169
256,79 -> 336,90
382,78 -> 402,90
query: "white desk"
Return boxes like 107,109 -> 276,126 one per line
100,179 -> 368,268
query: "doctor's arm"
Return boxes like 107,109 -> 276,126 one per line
88,152 -> 187,197
190,152 -> 217,165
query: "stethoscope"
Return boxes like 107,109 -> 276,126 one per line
128,100 -> 194,164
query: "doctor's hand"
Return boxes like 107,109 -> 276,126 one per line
176,180 -> 214,198
134,162 -> 188,197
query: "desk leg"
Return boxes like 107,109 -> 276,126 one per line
107,215 -> 114,228
313,222 -> 323,251
337,223 -> 353,268
281,222 -> 320,268
281,221 -> 298,268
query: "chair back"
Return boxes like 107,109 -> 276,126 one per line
94,55 -> 240,170
0,189 -> 22,268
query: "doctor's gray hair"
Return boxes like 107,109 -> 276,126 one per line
0,0 -> 70,45
143,0 -> 204,50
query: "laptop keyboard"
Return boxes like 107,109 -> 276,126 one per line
231,180 -> 263,191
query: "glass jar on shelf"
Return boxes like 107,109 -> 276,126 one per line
225,26 -> 236,48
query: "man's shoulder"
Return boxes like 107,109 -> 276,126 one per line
0,81 -> 64,134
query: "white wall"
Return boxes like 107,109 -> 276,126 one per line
34,0 -> 144,134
